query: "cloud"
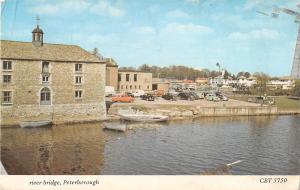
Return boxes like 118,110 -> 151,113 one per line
30,4 -> 60,15
162,22 -> 213,35
90,0 -> 125,17
30,0 -> 124,17
243,0 -> 297,10
228,29 -> 280,40
166,10 -> 190,19
185,0 -> 202,5
134,26 -> 156,35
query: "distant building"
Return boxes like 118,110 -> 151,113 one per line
104,58 -> 118,90
195,78 -> 209,85
267,77 -> 295,90
118,69 -> 152,92
237,76 -> 257,87
152,78 -> 170,93
0,24 -> 106,125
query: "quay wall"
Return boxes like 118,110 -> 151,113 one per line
108,104 -> 279,119
1,103 -> 106,126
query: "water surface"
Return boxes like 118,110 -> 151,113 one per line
1,115 -> 299,175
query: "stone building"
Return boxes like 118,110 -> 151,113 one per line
0,24 -> 106,126
118,69 -> 152,92
105,58 -> 118,90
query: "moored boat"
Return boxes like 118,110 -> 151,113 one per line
103,122 -> 126,132
119,113 -> 168,122
20,120 -> 52,128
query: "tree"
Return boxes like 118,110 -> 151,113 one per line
253,72 -> 270,95
244,72 -> 251,78
237,72 -> 245,78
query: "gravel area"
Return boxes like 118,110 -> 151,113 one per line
107,97 -> 261,107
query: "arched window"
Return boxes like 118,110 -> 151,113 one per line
40,87 -> 51,105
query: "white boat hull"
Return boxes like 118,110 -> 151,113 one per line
103,123 -> 126,132
20,120 -> 52,128
120,114 -> 169,122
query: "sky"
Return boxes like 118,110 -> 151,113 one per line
1,0 -> 300,77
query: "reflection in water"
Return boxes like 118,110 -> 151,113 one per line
1,123 -> 105,174
1,115 -> 300,175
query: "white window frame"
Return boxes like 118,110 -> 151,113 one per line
3,61 -> 12,71
75,63 -> 83,73
75,76 -> 83,84
75,90 -> 83,99
40,87 -> 51,105
2,91 -> 12,105
3,75 -> 12,83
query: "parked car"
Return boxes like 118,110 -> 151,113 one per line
195,92 -> 205,99
218,94 -> 229,101
125,92 -> 134,97
189,92 -> 200,100
132,90 -> 145,97
178,92 -> 195,101
141,93 -> 155,101
206,94 -> 220,102
162,93 -> 178,101
112,94 -> 134,103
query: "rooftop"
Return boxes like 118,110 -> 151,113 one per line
0,40 -> 105,63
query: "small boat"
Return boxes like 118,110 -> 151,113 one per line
120,113 -> 169,122
103,122 -> 126,132
0,161 -> 7,175
20,120 -> 52,128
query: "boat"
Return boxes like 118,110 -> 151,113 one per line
20,120 -> 52,128
103,122 -> 126,132
0,161 -> 7,175
119,113 -> 168,122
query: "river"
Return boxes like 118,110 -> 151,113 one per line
1,115 -> 299,175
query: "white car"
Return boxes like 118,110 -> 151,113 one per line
132,90 -> 145,97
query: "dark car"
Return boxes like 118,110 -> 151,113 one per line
141,93 -> 155,101
162,93 -> 177,101
178,92 -> 195,101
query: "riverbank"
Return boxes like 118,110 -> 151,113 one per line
107,98 -> 299,121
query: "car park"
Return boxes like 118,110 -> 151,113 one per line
162,93 -> 178,101
112,94 -> 134,103
178,92 -> 195,101
206,94 -> 220,102
141,93 -> 155,101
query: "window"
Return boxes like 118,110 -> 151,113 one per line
3,91 -> 12,103
3,61 -> 12,70
75,64 -> 82,72
147,85 -> 149,89
135,85 -> 137,89
42,75 -> 49,83
134,74 -> 137,82
130,85 -> 132,89
118,73 -> 121,82
3,75 -> 11,83
126,85 -> 128,89
126,74 -> 130,82
40,87 -> 51,105
42,62 -> 49,73
139,85 -> 141,89
75,76 -> 82,84
75,90 -> 82,98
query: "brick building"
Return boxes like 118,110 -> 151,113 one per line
0,24 -> 106,125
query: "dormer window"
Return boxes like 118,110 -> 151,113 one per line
42,61 -> 49,73
75,63 -> 82,72
3,61 -> 12,70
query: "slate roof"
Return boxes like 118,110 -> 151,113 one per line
0,40 -> 104,63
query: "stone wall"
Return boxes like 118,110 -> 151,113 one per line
0,59 -> 106,126
108,104 -> 279,119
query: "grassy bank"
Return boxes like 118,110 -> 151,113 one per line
229,95 -> 300,111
